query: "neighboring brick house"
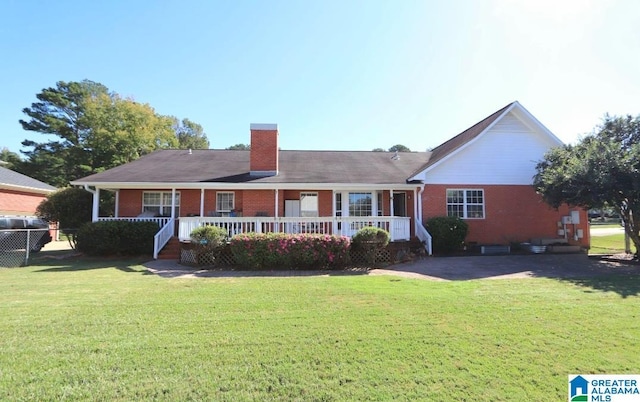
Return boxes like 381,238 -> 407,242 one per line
0,165 -> 57,216
71,101 -> 589,258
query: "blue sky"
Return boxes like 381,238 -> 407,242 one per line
1,0 -> 639,155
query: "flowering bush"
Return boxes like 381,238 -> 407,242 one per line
230,232 -> 351,270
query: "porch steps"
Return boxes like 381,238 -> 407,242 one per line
158,237 -> 181,260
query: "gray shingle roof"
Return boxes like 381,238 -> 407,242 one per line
72,102 -> 520,187
72,149 -> 430,185
0,166 -> 57,193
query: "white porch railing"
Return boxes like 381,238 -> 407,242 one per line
415,221 -> 433,256
153,218 -> 175,259
97,217 -> 172,228
178,216 -> 411,242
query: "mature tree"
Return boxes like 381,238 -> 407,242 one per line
0,148 -> 22,170
388,144 -> 411,152
372,148 -> 385,152
226,143 -> 250,150
36,187 -> 93,248
19,80 -> 180,186
534,114 -> 640,256
174,118 -> 209,149
83,93 -> 177,170
19,80 -> 108,186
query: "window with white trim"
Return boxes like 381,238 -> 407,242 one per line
349,192 -> 372,216
142,192 -> 180,217
216,192 -> 235,214
446,189 -> 484,219
300,192 -> 318,217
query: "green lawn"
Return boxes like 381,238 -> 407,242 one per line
590,232 -> 634,255
1,255 -> 639,401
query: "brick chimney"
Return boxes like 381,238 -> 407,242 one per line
249,123 -> 279,176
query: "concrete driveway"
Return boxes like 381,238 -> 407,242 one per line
145,253 -> 639,281
371,253 -> 638,281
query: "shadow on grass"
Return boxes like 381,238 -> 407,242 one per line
557,274 -> 640,298
30,251 -> 153,275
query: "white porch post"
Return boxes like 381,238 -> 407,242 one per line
114,190 -> 119,217
274,189 -> 279,232
389,189 -> 394,217
92,188 -> 100,222
274,189 -> 279,217
171,188 -> 176,219
415,186 -> 424,236
200,188 -> 205,217
332,190 -> 336,236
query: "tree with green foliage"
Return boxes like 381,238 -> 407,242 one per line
174,118 -> 209,149
372,148 -> 385,152
226,144 -> 250,150
0,148 -> 22,170
18,80 -> 204,186
83,92 -> 177,169
534,114 -> 640,257
388,144 -> 411,152
19,80 -> 109,186
36,187 -> 93,248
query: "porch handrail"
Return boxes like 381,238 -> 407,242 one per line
415,221 -> 433,255
153,218 -> 175,259
98,217 -> 171,228
178,216 -> 411,242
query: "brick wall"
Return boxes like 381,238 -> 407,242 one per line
242,190 -> 276,216
250,126 -> 278,174
0,189 -> 48,216
422,184 -> 589,246
118,190 -> 143,216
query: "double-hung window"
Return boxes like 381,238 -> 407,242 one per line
216,192 -> 235,215
446,189 -> 484,219
142,192 -> 180,217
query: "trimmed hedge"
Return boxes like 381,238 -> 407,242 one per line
76,220 -> 159,256
351,226 -> 390,249
230,232 -> 351,270
424,216 -> 469,254
351,226 -> 391,264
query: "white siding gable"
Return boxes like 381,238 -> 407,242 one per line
418,108 -> 562,185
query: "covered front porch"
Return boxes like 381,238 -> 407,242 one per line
88,184 -> 432,259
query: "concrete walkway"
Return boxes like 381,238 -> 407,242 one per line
144,253 -> 639,281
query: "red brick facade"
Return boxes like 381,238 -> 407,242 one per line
422,184 -> 589,247
0,189 -> 48,216
116,184 -> 586,247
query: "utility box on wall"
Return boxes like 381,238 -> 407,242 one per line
570,210 -> 581,225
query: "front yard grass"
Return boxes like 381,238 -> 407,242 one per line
1,255 -> 639,401
590,232 -> 633,255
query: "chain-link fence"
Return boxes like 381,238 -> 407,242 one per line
0,229 -> 50,268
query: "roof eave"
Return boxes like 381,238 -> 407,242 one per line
70,181 -> 420,191
0,183 -> 57,195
